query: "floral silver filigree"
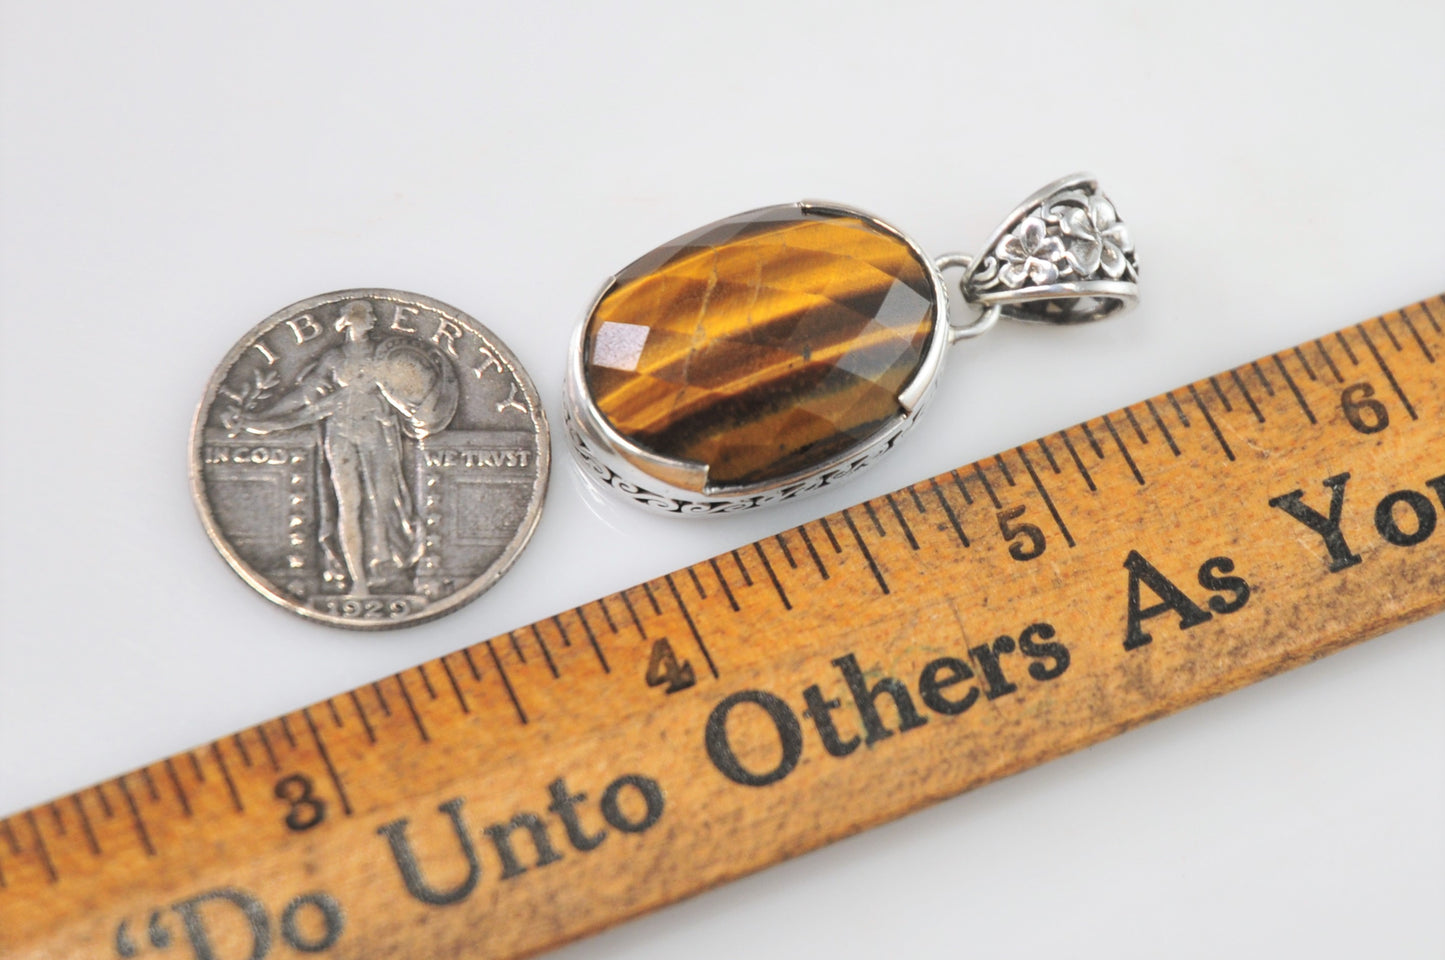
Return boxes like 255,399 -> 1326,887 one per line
997,217 -> 1068,287
1056,193 -> 1132,278
970,181 -> 1137,296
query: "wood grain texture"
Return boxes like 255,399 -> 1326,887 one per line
3,296 -> 1442,960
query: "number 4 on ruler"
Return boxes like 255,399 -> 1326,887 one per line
646,638 -> 696,694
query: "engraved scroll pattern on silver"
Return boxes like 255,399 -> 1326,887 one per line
190,290 -> 549,629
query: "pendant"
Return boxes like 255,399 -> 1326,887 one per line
564,173 -> 1138,515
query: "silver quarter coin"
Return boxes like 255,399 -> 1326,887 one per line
190,289 -> 548,630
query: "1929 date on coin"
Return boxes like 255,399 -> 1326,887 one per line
189,289 -> 549,630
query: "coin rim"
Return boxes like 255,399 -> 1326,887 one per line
188,288 -> 550,631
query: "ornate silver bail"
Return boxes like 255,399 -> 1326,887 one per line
938,173 -> 1138,342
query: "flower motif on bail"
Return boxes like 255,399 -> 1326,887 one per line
1055,194 -> 1133,279
996,216 -> 1068,288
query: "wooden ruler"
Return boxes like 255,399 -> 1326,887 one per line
4,296 -> 1443,959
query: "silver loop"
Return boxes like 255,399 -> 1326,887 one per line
949,304 -> 1001,343
957,172 -> 1138,326
934,253 -> 999,342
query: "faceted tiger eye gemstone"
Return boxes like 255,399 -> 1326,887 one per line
583,205 -> 937,488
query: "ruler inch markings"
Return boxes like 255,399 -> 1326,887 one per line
301,707 -> 352,817
1396,309 -> 1434,362
369,681 -> 392,717
1417,298 -> 1442,333
23,811 -> 56,884
862,500 -> 887,537
461,645 -> 483,682
47,803 -> 65,838
115,775 -> 154,857
929,476 -> 970,547
1229,369 -> 1265,422
439,655 -> 471,713
1165,391 -> 1191,429
1377,313 -> 1404,351
138,767 -> 159,803
416,662 -> 439,700
664,573 -> 719,678
209,742 -> 243,813
841,507 -> 890,595
1122,406 -> 1149,444
596,596 -> 619,633
1272,353 -> 1317,424
773,532 -> 798,569
972,462 -> 1002,508
1291,344 -> 1318,381
619,590 -> 647,638
1314,338 -> 1344,381
1250,359 -> 1276,396
231,732 -> 253,767
993,454 -> 1016,486
729,549 -> 753,587
71,796 -> 99,856
254,724 -> 280,771
1102,413 -> 1145,485
393,673 -> 430,743
1057,428 -> 1097,491
573,606 -> 611,673
752,542 -> 793,609
278,716 -> 297,750
1186,382 -> 1235,461
1017,445 -> 1075,548
1334,329 -> 1360,365
1357,323 -> 1418,420
1036,435 -> 1062,472
530,623 -> 560,679
349,689 -> 378,742
1143,398 -> 1181,455
797,524 -> 831,578
708,557 -> 741,611
818,515 -> 844,552
1207,375 -> 1234,412
162,758 -> 191,817
187,750 -> 206,783
487,639 -> 528,725
550,614 -> 573,647
883,493 -> 919,550
640,581 -> 663,617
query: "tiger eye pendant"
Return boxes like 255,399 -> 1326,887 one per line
565,173 -> 1138,514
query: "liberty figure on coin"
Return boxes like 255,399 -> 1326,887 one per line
233,300 -> 459,596
192,289 -> 547,630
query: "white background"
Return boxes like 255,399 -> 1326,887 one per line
2,2 -> 1442,957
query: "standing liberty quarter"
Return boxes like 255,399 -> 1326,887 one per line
190,289 -> 548,629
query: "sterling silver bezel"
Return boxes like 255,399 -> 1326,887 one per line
564,200 -> 951,515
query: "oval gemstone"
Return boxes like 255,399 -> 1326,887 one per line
583,205 -> 937,488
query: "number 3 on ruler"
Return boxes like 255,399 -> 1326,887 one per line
274,773 -> 327,831
646,638 -> 696,694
